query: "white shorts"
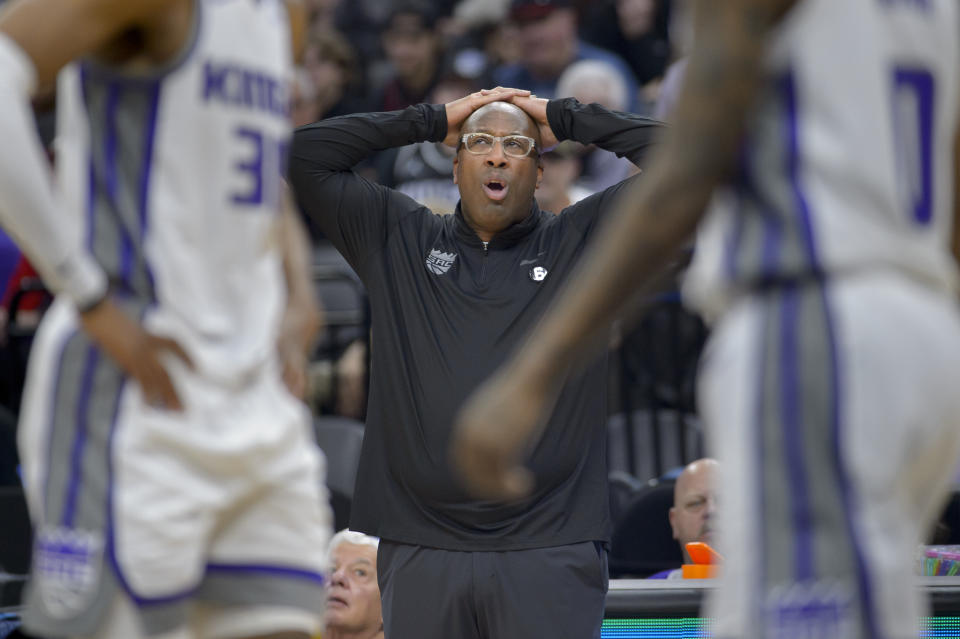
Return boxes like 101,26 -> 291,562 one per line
699,271 -> 960,639
17,299 -> 333,638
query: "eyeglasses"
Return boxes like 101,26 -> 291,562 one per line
459,132 -> 539,158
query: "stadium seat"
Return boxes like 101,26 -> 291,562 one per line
0,486 -> 31,576
313,416 -> 366,532
312,244 -> 368,360
608,480 -> 682,578
608,470 -> 645,527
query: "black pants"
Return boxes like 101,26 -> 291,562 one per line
377,540 -> 608,639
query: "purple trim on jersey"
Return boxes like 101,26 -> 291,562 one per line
113,563 -> 327,608
103,83 -> 120,202
761,218 -> 782,278
137,82 -> 161,300
61,345 -> 101,526
752,291 -> 771,624
42,329 -> 79,517
781,73 -> 821,272
79,66 -> 96,252
205,562 -> 327,586
781,72 -> 880,635
104,81 -> 135,287
822,285 -> 881,639
132,585 -> 200,607
780,285 -> 813,580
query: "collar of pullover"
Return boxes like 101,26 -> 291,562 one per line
453,201 -> 542,250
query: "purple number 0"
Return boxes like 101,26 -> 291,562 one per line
891,68 -> 934,225
231,127 -> 286,207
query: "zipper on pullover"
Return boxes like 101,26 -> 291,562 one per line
481,241 -> 489,284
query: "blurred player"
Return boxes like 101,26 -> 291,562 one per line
0,0 -> 332,637
454,0 -> 960,637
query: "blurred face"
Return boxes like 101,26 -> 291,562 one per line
616,0 -> 657,39
453,103 -> 542,240
302,44 -> 348,113
536,153 -> 581,213
382,16 -> 438,82
516,9 -> 577,78
669,460 -> 718,562
290,71 -> 319,128
325,542 -> 382,635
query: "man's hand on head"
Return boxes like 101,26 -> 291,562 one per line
509,95 -> 558,149
443,87 -> 531,147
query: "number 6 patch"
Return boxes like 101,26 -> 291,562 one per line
529,266 -> 548,282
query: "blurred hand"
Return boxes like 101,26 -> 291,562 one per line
450,366 -> 557,500
79,298 -> 192,411
278,303 -> 322,400
443,87 -> 531,147
335,339 -> 367,419
509,95 -> 558,149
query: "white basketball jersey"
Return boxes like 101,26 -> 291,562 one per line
684,0 -> 960,320
54,0 -> 293,380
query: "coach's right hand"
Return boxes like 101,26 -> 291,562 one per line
442,87 -> 532,147
79,297 -> 193,411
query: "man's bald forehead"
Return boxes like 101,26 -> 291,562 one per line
463,102 -> 540,142
674,458 -> 718,501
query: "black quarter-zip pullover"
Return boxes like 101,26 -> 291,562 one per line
289,98 -> 661,550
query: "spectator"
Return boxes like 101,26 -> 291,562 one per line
291,67 -> 321,127
371,2 -> 444,112
331,0 -> 394,81
555,58 -> 639,193
653,0 -> 692,121
535,141 -> 590,214
649,458 -> 718,580
324,530 -> 383,639
612,0 -> 672,104
494,0 -> 641,113
305,0 -> 343,33
302,28 -> 365,121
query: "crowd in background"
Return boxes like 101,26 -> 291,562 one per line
0,0 -> 701,487
295,0 -> 687,215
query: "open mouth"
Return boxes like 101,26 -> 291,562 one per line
482,178 -> 509,202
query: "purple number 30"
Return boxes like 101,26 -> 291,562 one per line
891,68 -> 934,225
231,127 -> 287,207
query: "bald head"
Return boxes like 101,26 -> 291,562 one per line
462,101 -> 541,147
674,458 -> 719,503
669,458 -> 719,563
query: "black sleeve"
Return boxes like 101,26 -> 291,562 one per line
548,98 -> 663,235
288,104 -> 448,273
546,97 -> 662,168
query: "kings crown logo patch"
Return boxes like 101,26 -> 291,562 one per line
34,525 -> 104,619
425,249 -> 457,275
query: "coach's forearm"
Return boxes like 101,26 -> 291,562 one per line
290,104 -> 447,175
546,98 -> 663,167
